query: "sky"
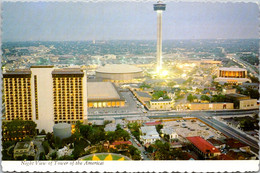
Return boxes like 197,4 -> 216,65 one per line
2,1 -> 259,41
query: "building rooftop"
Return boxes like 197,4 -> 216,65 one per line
225,93 -> 249,98
87,82 -> 124,101
30,65 -> 54,68
226,138 -> 248,149
14,141 -> 32,150
96,64 -> 142,74
126,116 -> 150,121
207,138 -> 224,146
144,121 -> 162,126
52,68 -> 84,75
186,136 -> 221,154
141,126 -> 159,136
150,99 -> 172,102
53,123 -> 71,129
161,126 -> 176,135
112,141 -> 132,146
4,69 -> 31,75
104,123 -> 117,132
136,91 -> 152,98
219,67 -> 247,71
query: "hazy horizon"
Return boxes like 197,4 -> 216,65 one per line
3,2 -> 259,41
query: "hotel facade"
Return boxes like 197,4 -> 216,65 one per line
3,66 -> 88,132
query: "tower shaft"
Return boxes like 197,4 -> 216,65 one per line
156,11 -> 163,72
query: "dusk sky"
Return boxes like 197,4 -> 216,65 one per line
2,1 -> 259,41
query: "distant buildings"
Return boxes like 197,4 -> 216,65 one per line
214,67 -> 251,84
3,66 -> 88,132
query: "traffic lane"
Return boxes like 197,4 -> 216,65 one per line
210,118 -> 259,147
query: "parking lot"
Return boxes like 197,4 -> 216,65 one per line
88,91 -> 143,115
162,118 -> 225,140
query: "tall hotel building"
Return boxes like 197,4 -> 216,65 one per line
3,66 -> 88,132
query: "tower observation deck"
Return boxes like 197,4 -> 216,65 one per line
154,1 -> 166,73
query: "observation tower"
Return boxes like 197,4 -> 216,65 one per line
154,1 -> 166,73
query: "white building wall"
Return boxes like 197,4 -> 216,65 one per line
31,67 -> 54,132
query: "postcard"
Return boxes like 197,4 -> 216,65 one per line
1,0 -> 259,172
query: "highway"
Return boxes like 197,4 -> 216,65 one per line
197,116 -> 259,154
88,109 -> 259,119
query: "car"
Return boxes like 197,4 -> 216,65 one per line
137,143 -> 141,147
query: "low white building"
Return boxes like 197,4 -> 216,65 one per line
57,146 -> 73,158
140,126 -> 160,145
160,126 -> 178,141
104,123 -> 117,132
125,116 -> 150,125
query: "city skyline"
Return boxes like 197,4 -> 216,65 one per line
2,1 -> 259,41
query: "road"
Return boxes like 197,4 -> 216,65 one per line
226,54 -> 258,77
126,129 -> 150,160
88,109 -> 259,120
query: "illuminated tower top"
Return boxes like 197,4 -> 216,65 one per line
154,1 -> 166,11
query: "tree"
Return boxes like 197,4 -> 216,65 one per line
50,151 -> 57,160
104,120 -> 112,126
200,95 -> 210,101
39,129 -> 46,135
147,145 -> 155,153
42,141 -> 50,155
2,141 -> 15,150
187,94 -> 194,103
23,136 -> 32,142
39,152 -> 46,160
2,120 -> 37,141
140,82 -> 151,89
116,124 -> 122,131
115,129 -> 130,141
152,90 -> 169,100
156,124 -> 163,134
153,140 -> 171,160
54,136 -> 62,149
128,145 -> 141,160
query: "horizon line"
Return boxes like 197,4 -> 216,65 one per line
2,38 -> 259,42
